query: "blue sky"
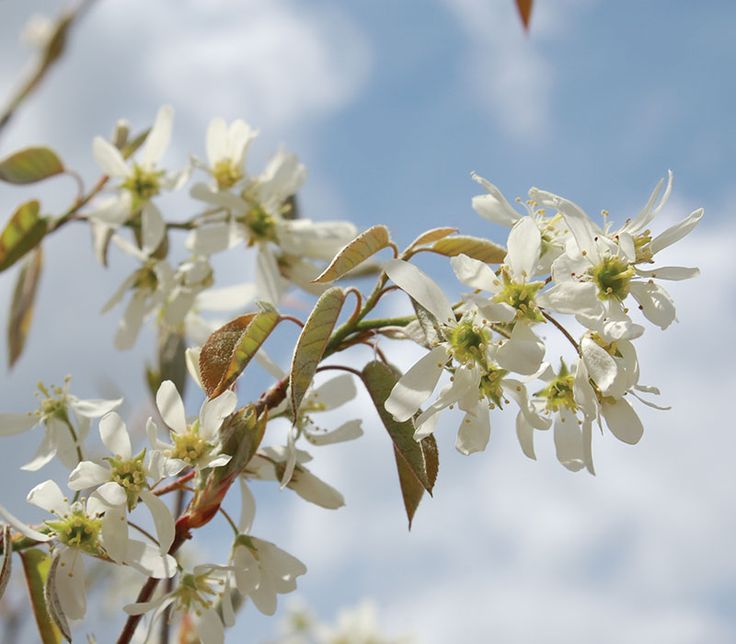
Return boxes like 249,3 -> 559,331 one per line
1,1 -> 735,642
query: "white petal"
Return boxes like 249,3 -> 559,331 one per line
455,406 -> 490,455
90,194 -> 131,225
206,117 -> 228,166
556,198 -> 601,263
307,419 -> 362,445
195,283 -> 257,311
20,428 -> 57,471
99,411 -> 131,458
634,266 -> 699,281
629,281 -> 677,329
68,461 -> 111,490
27,480 -> 68,515
471,174 -> 521,226
581,336 -> 622,395
190,182 -> 248,211
56,549 -> 87,620
554,409 -> 585,472
602,397 -> 644,445
515,413 -> 536,460
186,347 -> 204,390
198,607 -> 225,644
92,137 -> 129,178
504,379 -> 551,430
496,322 -> 545,376
450,254 -> 499,292
650,208 -> 704,255
383,259 -> 454,325
156,380 -> 188,434
384,346 -> 447,422
239,478 -> 256,534
538,282 -> 601,316
200,390 -> 237,439
101,503 -> 129,562
309,374 -> 356,410
124,539 -> 177,578
506,217 -> 541,279
287,467 -> 344,509
0,412 -> 37,436
415,365 -> 480,428
70,397 -> 122,419
187,222 -> 234,255
141,203 -> 166,255
0,505 -> 50,541
256,244 -> 284,305
140,489 -> 175,553
114,290 -> 148,350
141,105 -> 173,167
95,481 -> 128,506
278,219 -> 358,261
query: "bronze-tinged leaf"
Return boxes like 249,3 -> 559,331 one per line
406,227 -> 458,251
393,444 -> 425,529
516,0 -> 534,30
44,553 -> 71,643
199,307 -> 281,398
0,147 -> 64,185
432,235 -> 506,264
7,246 -> 43,368
0,526 -> 11,601
289,287 -> 345,417
313,225 -> 391,283
362,360 -> 439,494
0,200 -> 48,273
19,548 -> 63,644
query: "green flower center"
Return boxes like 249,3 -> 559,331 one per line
493,272 -> 545,322
108,451 -> 147,508
633,230 -> 653,263
132,264 -> 159,291
212,159 -> 243,190
535,362 -> 577,412
447,320 -> 490,366
479,368 -> 507,407
175,572 -> 220,613
171,431 -> 209,465
589,255 -> 635,301
243,204 -> 276,243
48,510 -> 102,554
121,164 -> 163,208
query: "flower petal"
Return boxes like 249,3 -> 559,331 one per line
141,105 -> 173,167
101,503 -> 129,562
306,419 -> 363,446
506,216 -> 541,279
650,208 -> 703,255
0,412 -> 37,436
554,409 -> 585,472
634,266 -> 699,281
56,549 -> 87,620
68,461 -> 111,490
496,322 -> 545,376
92,137 -> 129,178
629,281 -> 677,329
99,411 -> 132,459
601,397 -> 644,445
239,478 -> 256,534
471,174 -> 521,226
156,380 -> 188,434
456,406 -> 490,455
515,413 -> 536,460
383,259 -> 454,325
309,374 -> 357,410
27,480 -> 68,515
71,397 -> 123,419
199,390 -> 237,440
384,346 -> 447,422
140,489 -> 175,553
141,203 -> 166,256
450,254 -> 499,292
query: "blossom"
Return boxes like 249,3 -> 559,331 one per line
0,377 -> 121,471
229,480 -> 307,615
203,117 -> 258,190
90,105 -> 186,255
148,380 -> 236,478
68,411 -> 175,554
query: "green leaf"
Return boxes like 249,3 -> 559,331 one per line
313,225 -> 391,283
431,235 -> 506,264
7,247 -> 43,368
199,306 -> 281,398
393,444 -> 425,529
362,360 -> 439,494
0,200 -> 48,273
289,287 -> 345,417
0,526 -> 11,602
0,147 -> 64,185
19,548 -> 63,644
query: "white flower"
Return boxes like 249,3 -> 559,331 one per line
204,117 -> 258,190
90,105 -> 186,255
125,564 -> 231,644
68,412 -> 175,554
229,480 -> 307,615
148,380 -> 236,477
0,377 -> 121,471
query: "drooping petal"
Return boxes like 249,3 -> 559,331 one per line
634,266 -> 699,281
20,428 -> 57,471
415,365 -> 480,428
156,380 -> 188,435
124,539 -> 177,578
629,281 -> 677,329
198,607 -> 225,644
515,413 -> 536,460
471,174 -> 521,226
114,290 -> 148,350
496,322 -> 545,376
455,405 -> 490,455
56,549 -> 87,620
139,489 -> 175,553
200,390 -> 237,440
383,259 -> 455,325
141,105 -> 173,167
0,412 -> 37,436
384,346 -> 448,422
309,374 -> 357,410
287,467 -> 344,509
100,503 -> 128,562
306,419 -> 363,446
650,208 -> 704,255
506,216 -> 541,280
68,461 -> 111,490
554,409 -> 585,472
141,203 -> 166,256
601,397 -> 644,445
256,244 -> 284,305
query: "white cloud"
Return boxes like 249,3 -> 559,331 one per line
441,0 -> 594,143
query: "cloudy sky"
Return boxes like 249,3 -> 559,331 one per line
0,0 -> 735,642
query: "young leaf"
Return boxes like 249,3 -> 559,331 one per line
362,360 -> 439,494
7,247 -> 43,368
432,235 -> 506,264
199,306 -> 281,398
393,444 -> 425,529
0,200 -> 48,273
19,548 -> 63,644
0,526 -> 11,602
515,0 -> 534,30
289,287 -> 345,417
44,553 -> 71,643
313,225 -> 391,283
0,147 -> 64,185
405,227 -> 458,251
